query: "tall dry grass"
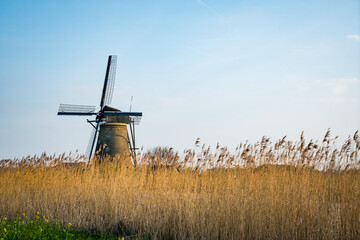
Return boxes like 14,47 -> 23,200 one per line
0,130 -> 359,239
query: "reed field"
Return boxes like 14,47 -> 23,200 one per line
0,130 -> 359,239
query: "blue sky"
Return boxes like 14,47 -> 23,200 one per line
0,0 -> 359,159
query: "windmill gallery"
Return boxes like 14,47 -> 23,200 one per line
57,55 -> 142,160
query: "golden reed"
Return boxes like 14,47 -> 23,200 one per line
0,130 -> 359,239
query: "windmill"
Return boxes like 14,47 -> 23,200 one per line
57,55 -> 142,160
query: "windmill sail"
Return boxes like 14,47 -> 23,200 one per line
85,126 -> 96,159
86,122 -> 100,160
58,104 -> 96,116
100,55 -> 117,109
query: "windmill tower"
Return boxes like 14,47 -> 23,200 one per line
57,55 -> 142,160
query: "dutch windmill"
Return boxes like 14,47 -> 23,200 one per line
57,55 -> 142,160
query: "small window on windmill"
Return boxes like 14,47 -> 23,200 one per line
106,135 -> 111,140
105,147 -> 110,153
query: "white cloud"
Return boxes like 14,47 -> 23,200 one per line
316,97 -> 346,103
296,78 -> 360,103
316,97 -> 360,104
316,78 -> 360,95
195,0 -> 221,16
196,0 -> 209,8
347,34 -> 360,41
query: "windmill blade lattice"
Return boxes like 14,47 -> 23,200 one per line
85,122 -> 100,160
58,104 -> 96,116
104,56 -> 117,107
100,55 -> 117,109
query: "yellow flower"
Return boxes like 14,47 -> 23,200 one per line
3,217 -> 6,221
3,228 -> 6,233
36,211 -> 39,215
68,222 -> 72,226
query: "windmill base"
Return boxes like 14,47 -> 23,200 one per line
95,123 -> 130,158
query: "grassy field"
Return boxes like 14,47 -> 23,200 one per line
0,130 -> 359,239
0,213 -> 120,239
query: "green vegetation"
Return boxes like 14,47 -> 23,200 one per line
0,213 -> 122,240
